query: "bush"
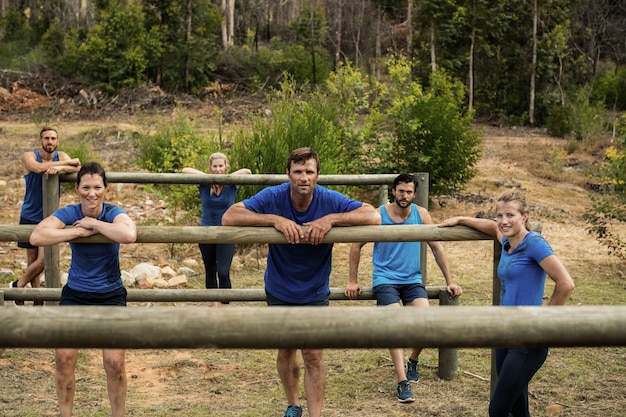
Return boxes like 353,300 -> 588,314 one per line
546,105 -> 574,137
230,76 -> 354,200
584,112 -> 626,260
592,65 -> 626,111
370,57 -> 482,195
134,111 -> 216,220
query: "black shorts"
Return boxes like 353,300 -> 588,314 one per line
17,217 -> 39,249
60,285 -> 127,306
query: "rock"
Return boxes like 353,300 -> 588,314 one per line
0,268 -> 15,278
177,266 -> 198,277
136,273 -> 154,289
152,278 -> 169,288
168,275 -> 188,287
130,262 -> 162,280
181,258 -> 199,268
160,265 -> 177,278
121,270 -> 135,287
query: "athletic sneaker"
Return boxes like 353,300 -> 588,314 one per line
406,358 -> 419,382
284,405 -> 303,417
397,380 -> 415,403
8,281 -> 24,306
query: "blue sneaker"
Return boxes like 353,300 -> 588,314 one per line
397,380 -> 415,403
406,358 -> 419,382
284,405 -> 303,417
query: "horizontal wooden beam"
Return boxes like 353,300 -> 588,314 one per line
0,306 -> 624,349
0,224 -> 494,244
59,173 -> 409,185
0,287 -> 449,302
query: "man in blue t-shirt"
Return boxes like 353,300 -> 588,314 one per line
10,127 -> 80,305
222,147 -> 380,417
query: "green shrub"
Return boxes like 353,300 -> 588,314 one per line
371,56 -> 482,195
584,112 -> 626,260
546,105 -> 574,137
230,76 -> 353,200
592,65 -> 626,111
134,111 -> 216,220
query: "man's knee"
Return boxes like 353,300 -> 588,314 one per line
103,351 -> 126,376
301,349 -> 324,368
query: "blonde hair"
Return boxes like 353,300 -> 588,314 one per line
497,189 -> 531,231
209,152 -> 230,171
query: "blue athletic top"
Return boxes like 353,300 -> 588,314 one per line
498,232 -> 554,306
21,150 -> 60,222
53,203 -> 127,293
242,182 -> 363,303
372,204 -> 423,287
199,184 -> 238,226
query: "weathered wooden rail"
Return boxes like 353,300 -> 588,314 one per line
1,305 -> 624,349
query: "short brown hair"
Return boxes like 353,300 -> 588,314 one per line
39,127 -> 58,139
287,147 -> 320,173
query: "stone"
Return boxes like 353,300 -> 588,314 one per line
136,273 -> 154,289
181,258 -> 199,268
152,278 -> 169,289
177,266 -> 198,277
121,270 -> 135,287
130,262 -> 162,280
167,275 -> 188,287
0,268 -> 15,278
160,265 -> 177,278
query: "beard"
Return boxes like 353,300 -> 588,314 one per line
395,199 -> 411,208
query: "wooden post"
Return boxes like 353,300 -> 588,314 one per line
438,289 -> 459,380
41,174 -> 61,294
412,173 -> 429,285
491,239 -> 502,395
378,184 -> 387,206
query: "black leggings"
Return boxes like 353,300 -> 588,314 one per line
489,347 -> 548,417
198,243 -> 235,290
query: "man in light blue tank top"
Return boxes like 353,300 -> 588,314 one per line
10,127 -> 80,305
345,174 -> 463,403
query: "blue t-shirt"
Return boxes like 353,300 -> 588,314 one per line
242,182 -> 363,303
372,204 -> 423,287
21,150 -> 60,222
199,184 -> 238,226
498,232 -> 554,306
53,203 -> 127,293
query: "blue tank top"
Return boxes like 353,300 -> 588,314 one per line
21,150 -> 60,222
372,204 -> 423,287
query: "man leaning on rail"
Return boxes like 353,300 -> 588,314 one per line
222,147 -> 380,417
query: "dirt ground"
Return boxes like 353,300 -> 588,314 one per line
0,112 -> 625,417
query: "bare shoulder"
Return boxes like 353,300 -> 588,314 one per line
417,205 -> 434,223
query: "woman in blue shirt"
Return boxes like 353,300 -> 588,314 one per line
30,162 -> 136,417
440,189 -> 574,417
183,152 -> 251,307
